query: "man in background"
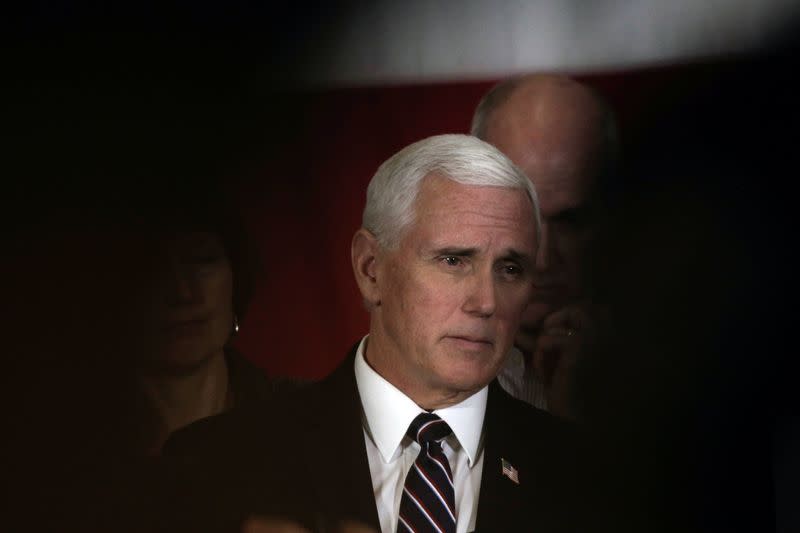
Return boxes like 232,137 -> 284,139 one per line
471,74 -> 618,418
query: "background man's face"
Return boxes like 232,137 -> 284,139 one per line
374,175 -> 536,399
484,87 -> 605,352
511,141 -> 598,316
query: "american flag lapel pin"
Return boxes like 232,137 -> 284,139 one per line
501,458 -> 519,484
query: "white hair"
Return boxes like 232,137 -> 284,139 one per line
362,134 -> 540,249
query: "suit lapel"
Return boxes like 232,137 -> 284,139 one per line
475,380 -> 529,531
301,349 -> 382,532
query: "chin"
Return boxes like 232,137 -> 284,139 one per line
440,376 -> 494,397
148,343 -> 220,376
435,360 -> 498,394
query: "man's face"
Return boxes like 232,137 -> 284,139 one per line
370,175 -> 536,404
485,95 -> 603,351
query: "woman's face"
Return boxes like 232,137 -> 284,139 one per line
136,231 -> 235,375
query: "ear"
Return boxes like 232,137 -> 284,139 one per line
351,228 -> 382,307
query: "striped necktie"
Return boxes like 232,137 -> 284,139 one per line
397,413 -> 456,533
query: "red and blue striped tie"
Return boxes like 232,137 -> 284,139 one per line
397,413 -> 456,533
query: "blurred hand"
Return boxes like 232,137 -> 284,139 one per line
514,301 -> 552,356
531,303 -> 594,419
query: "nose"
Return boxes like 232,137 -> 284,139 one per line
165,257 -> 202,305
462,270 -> 496,318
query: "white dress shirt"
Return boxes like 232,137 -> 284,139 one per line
354,337 -> 486,533
496,347 -> 549,411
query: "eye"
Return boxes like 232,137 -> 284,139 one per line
551,207 -> 592,231
498,263 -> 524,281
441,256 -> 463,267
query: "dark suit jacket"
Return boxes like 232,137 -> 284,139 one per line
164,347 -> 601,532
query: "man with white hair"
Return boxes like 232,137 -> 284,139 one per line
472,74 -> 618,418
167,134 -> 590,533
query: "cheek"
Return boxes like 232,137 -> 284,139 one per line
411,275 -> 460,318
496,286 -> 534,321
206,262 -> 233,300
212,277 -> 234,312
399,279 -> 434,333
396,273 -> 455,345
201,267 -> 234,324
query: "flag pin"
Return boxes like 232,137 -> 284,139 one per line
501,458 -> 519,484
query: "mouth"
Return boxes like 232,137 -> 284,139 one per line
160,317 -> 210,337
446,335 -> 494,351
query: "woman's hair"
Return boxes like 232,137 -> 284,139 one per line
140,179 -> 259,321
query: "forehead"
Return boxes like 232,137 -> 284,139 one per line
485,106 -> 603,215
404,174 -> 536,251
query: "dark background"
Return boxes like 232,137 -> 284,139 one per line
3,3 -> 797,532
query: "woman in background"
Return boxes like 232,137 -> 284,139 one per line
120,197 -> 271,456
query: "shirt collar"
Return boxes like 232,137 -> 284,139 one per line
354,336 -> 487,467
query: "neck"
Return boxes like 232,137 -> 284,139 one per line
139,350 -> 229,453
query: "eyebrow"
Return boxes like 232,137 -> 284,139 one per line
503,249 -> 533,264
500,250 -> 535,272
432,246 -> 479,257
430,246 -> 533,265
550,205 -> 592,222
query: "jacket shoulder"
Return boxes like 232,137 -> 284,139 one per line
163,381 -> 312,459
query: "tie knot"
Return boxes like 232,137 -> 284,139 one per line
407,412 -> 452,445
